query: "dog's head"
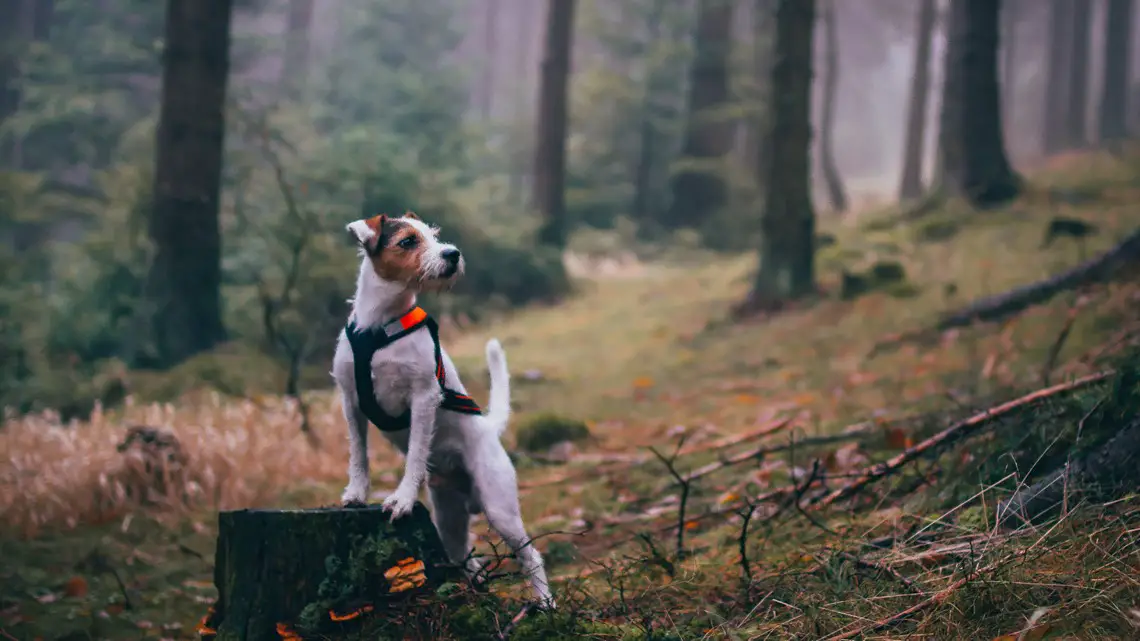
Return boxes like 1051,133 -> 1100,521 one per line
346,212 -> 464,290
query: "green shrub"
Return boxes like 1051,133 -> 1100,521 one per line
514,413 -> 591,452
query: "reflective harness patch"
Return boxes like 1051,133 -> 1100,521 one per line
346,306 -> 482,432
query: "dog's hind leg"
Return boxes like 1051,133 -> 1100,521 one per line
473,451 -> 554,607
428,484 -> 485,582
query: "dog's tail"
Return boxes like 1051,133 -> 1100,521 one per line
483,338 -> 511,437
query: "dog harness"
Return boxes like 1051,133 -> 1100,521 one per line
346,306 -> 483,432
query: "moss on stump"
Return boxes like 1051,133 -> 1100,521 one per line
199,503 -> 459,640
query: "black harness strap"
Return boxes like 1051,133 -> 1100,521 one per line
346,307 -> 483,432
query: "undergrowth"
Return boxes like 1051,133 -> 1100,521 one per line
2,152 -> 1140,639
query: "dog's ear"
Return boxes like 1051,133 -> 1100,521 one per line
402,210 -> 420,221
346,215 -> 386,251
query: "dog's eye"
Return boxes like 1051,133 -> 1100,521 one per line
397,237 -> 418,250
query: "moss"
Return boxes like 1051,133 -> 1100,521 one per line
515,413 -> 591,452
839,260 -> 909,301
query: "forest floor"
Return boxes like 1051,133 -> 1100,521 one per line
3,151 -> 1140,640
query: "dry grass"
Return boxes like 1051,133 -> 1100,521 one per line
0,393 -> 408,538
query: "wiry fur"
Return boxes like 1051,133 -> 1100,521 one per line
333,213 -> 553,606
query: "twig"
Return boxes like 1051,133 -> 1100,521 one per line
648,436 -> 691,560
822,548 -> 1027,640
1041,305 -> 1080,386
521,418 -> 791,491
495,603 -> 535,641
836,551 -> 919,593
658,424 -> 875,492
736,499 -> 757,586
816,372 -> 1113,509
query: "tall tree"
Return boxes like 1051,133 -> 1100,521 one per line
146,0 -> 233,366
1063,0 -> 1092,148
817,0 -> 846,212
631,0 -> 671,226
0,0 -> 23,165
897,0 -> 937,201
740,0 -> 816,314
664,0 -> 734,229
1098,0 -> 1134,145
280,0 -> 313,93
533,0 -> 576,247
1042,0 -> 1071,154
939,0 -> 1020,207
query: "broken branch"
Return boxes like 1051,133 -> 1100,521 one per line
816,371 -> 1112,509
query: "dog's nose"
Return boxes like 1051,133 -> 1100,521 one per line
441,248 -> 461,265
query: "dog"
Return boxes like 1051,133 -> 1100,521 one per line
333,211 -> 553,607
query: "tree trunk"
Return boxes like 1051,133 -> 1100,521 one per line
817,0 -> 846,213
0,0 -> 23,167
1097,0 -> 1133,145
898,0 -> 937,202
202,503 -> 458,640
631,0 -> 669,227
533,0 -> 575,248
280,0 -> 313,94
146,0 -> 232,367
1042,0 -> 1071,154
479,0 -> 499,121
739,0 -> 816,315
938,0 -> 1020,208
1063,0 -> 1092,148
663,0 -> 734,230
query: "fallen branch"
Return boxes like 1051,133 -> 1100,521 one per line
521,418 -> 791,491
937,228 -> 1140,330
816,372 -> 1113,509
657,423 -> 875,493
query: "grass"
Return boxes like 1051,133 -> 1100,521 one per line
3,151 -> 1140,639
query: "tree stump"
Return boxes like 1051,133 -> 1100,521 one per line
198,502 -> 459,640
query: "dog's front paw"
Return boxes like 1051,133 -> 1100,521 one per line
341,483 -> 369,507
381,489 -> 417,519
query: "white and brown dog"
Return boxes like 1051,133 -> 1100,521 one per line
333,212 -> 553,606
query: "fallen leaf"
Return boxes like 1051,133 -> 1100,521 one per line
632,377 -> 655,389
34,593 -> 58,604
717,492 -> 739,506
63,576 -> 88,598
734,394 -> 762,405
885,427 -> 911,450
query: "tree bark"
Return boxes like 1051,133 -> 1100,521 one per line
1042,0 -> 1071,154
0,0 -> 23,166
898,0 -> 937,202
533,0 -> 575,248
740,0 -> 816,314
146,0 -> 232,367
631,0 -> 669,226
664,0 -> 735,230
938,0 -> 1020,208
280,0 -> 313,94
1097,0 -> 1133,145
202,503 -> 457,640
817,0 -> 846,213
1063,0 -> 1092,148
